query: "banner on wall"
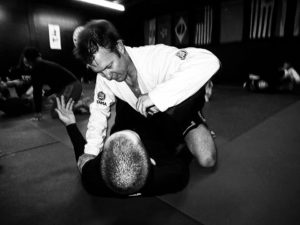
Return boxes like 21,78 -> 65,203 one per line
157,15 -> 171,45
144,18 -> 156,45
249,0 -> 275,39
294,0 -> 300,36
174,14 -> 189,46
48,24 -> 61,50
274,0 -> 287,37
194,5 -> 213,45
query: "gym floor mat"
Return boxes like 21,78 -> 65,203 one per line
0,142 -> 203,225
159,100 -> 300,225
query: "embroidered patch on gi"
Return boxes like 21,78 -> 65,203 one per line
97,91 -> 107,106
176,50 -> 188,60
97,91 -> 106,101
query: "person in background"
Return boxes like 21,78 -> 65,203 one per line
22,47 -> 82,120
5,64 -> 33,99
243,61 -> 300,93
0,71 -> 33,117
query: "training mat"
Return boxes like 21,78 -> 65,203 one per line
29,103 -> 116,149
0,118 -> 57,155
204,85 -> 299,143
159,100 -> 300,225
0,141 -> 203,225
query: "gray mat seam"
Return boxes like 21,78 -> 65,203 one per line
157,196 -> 205,225
222,100 -> 300,144
0,141 -> 60,159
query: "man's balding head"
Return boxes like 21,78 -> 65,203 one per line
100,130 -> 151,195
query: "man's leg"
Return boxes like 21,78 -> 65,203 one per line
184,123 -> 216,167
166,87 -> 217,167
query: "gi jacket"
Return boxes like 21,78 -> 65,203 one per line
85,44 -> 220,156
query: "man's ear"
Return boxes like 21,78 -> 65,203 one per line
116,40 -> 125,54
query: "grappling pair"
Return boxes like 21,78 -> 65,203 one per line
57,87 -> 204,197
57,19 -> 220,197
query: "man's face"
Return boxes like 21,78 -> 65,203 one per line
87,45 -> 128,82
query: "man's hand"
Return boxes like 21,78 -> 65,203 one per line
136,94 -> 160,117
55,96 -> 76,126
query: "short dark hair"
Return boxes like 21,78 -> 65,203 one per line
73,19 -> 121,64
23,47 -> 41,62
100,130 -> 151,195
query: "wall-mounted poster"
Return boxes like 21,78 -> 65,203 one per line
174,14 -> 189,46
157,15 -> 171,45
144,18 -> 156,45
48,24 -> 61,50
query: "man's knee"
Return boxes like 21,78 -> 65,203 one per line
184,124 -> 217,168
195,150 -> 216,167
195,132 -> 216,168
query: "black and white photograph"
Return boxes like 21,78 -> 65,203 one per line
0,0 -> 300,224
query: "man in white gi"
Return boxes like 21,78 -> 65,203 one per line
74,19 -> 220,171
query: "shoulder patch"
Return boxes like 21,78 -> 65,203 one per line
176,50 -> 188,60
97,91 -> 107,106
97,91 -> 106,101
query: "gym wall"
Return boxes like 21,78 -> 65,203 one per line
0,0 -> 123,80
128,0 -> 300,84
0,0 -> 299,84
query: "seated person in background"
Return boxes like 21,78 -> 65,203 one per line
55,96 -> 192,197
243,61 -> 300,93
0,77 -> 33,117
6,56 -> 33,99
22,47 -> 82,120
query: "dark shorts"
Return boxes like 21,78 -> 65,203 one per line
111,87 -> 206,157
165,87 -> 206,136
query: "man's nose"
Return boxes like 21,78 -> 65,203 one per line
86,64 -> 95,71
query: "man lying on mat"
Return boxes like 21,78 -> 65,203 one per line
55,96 -> 192,197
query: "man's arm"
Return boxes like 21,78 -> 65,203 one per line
84,76 -> 116,156
148,48 -> 220,112
55,96 -> 85,159
55,95 -> 116,196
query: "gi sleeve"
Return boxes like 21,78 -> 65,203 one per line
84,75 -> 115,155
149,49 -> 220,112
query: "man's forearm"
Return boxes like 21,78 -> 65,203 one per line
66,123 -> 87,161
